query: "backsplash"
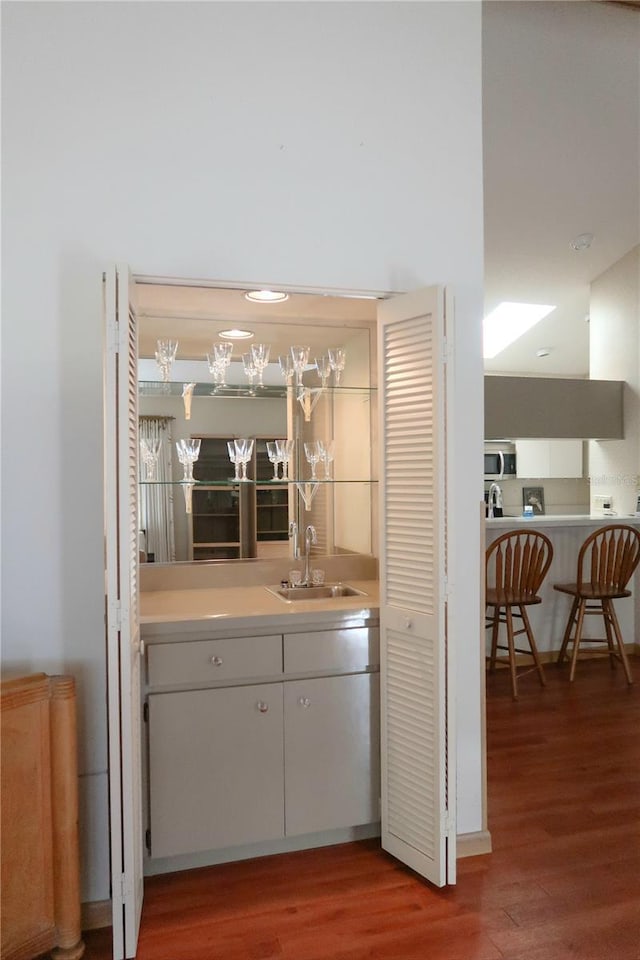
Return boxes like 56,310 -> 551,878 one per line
493,478 -> 590,517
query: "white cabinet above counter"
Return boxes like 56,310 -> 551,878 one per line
515,439 -> 583,479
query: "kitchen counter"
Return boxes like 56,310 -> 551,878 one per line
141,579 -> 380,632
486,514 -> 640,528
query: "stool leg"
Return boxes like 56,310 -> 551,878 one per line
569,598 -> 586,682
520,605 -> 546,686
602,599 -> 617,670
557,596 -> 578,664
489,605 -> 500,672
605,598 -> 633,685
505,605 -> 518,700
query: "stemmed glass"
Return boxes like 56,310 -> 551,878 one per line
266,441 -> 281,480
279,354 -> 295,385
319,439 -> 335,479
234,438 -> 254,481
155,339 -> 178,382
207,342 -> 233,389
251,344 -> 270,387
328,347 -> 346,386
140,438 -> 161,480
315,355 -> 332,388
176,438 -> 201,482
226,441 -> 241,481
290,345 -> 310,388
304,441 -> 322,481
276,439 -> 294,480
242,353 -> 258,393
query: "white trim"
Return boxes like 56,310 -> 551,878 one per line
133,273 -> 396,301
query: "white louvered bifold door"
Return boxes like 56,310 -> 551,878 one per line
105,264 -> 144,958
377,286 -> 455,887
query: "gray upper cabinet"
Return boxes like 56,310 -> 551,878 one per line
485,376 -> 624,440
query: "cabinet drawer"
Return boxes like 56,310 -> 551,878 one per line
147,634 -> 282,687
283,627 -> 379,675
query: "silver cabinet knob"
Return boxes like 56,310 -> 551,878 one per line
257,701 -> 269,713
298,697 -> 311,708
210,656 -> 223,666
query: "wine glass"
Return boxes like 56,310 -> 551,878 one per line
290,345 -> 310,387
319,439 -> 335,478
176,438 -> 201,482
227,440 -> 240,481
304,441 -> 321,481
155,339 -> 178,382
234,438 -> 254,481
251,344 -> 271,387
279,354 -> 295,385
206,350 -> 226,392
140,438 -> 161,480
242,352 -> 257,393
276,439 -> 294,480
328,347 -> 346,385
315,355 -> 332,388
266,441 -> 281,480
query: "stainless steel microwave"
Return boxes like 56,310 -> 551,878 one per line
484,443 -> 517,480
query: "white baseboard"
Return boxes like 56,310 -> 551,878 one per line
456,830 -> 492,858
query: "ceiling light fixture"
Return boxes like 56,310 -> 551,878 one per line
219,328 -> 254,341
483,302 -> 556,359
244,290 -> 289,303
570,232 -> 594,251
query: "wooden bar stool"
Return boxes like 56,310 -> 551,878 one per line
554,524 -> 640,683
486,529 -> 554,700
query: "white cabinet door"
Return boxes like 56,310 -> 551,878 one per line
284,673 -> 380,836
104,264 -> 144,959
516,439 -> 583,478
377,287 -> 455,887
148,685 -> 284,858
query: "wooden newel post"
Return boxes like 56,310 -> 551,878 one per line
49,676 -> 85,960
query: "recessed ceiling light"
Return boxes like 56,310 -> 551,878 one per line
219,328 -> 254,340
483,302 -> 556,359
244,290 -> 289,303
570,232 -> 594,251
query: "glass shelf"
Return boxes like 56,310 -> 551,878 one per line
138,380 -> 376,398
139,478 -> 377,486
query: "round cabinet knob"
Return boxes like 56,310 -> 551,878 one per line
210,656 -> 223,667
298,697 -> 311,709
404,618 -> 413,630
257,701 -> 269,713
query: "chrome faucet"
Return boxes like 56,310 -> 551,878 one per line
487,482 -> 503,519
302,524 -> 317,585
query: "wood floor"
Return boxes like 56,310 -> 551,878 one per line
82,657 -> 640,960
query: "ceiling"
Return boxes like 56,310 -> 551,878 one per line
137,2 -> 639,378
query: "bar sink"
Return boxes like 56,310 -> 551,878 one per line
266,583 -> 367,602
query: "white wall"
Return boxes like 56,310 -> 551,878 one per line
589,246 -> 640,518
1,1 -> 484,900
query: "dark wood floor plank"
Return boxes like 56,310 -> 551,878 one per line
80,656 -> 640,960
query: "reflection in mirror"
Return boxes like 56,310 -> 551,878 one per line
136,283 -> 378,566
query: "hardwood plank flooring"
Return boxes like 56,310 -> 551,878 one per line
81,657 -> 640,959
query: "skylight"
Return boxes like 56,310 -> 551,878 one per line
483,302 -> 556,359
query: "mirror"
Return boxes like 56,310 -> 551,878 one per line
136,282 -> 378,565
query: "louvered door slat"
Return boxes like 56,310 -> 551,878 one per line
378,286 -> 454,888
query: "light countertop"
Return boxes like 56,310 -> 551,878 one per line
486,514 -> 640,529
140,579 -> 380,629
